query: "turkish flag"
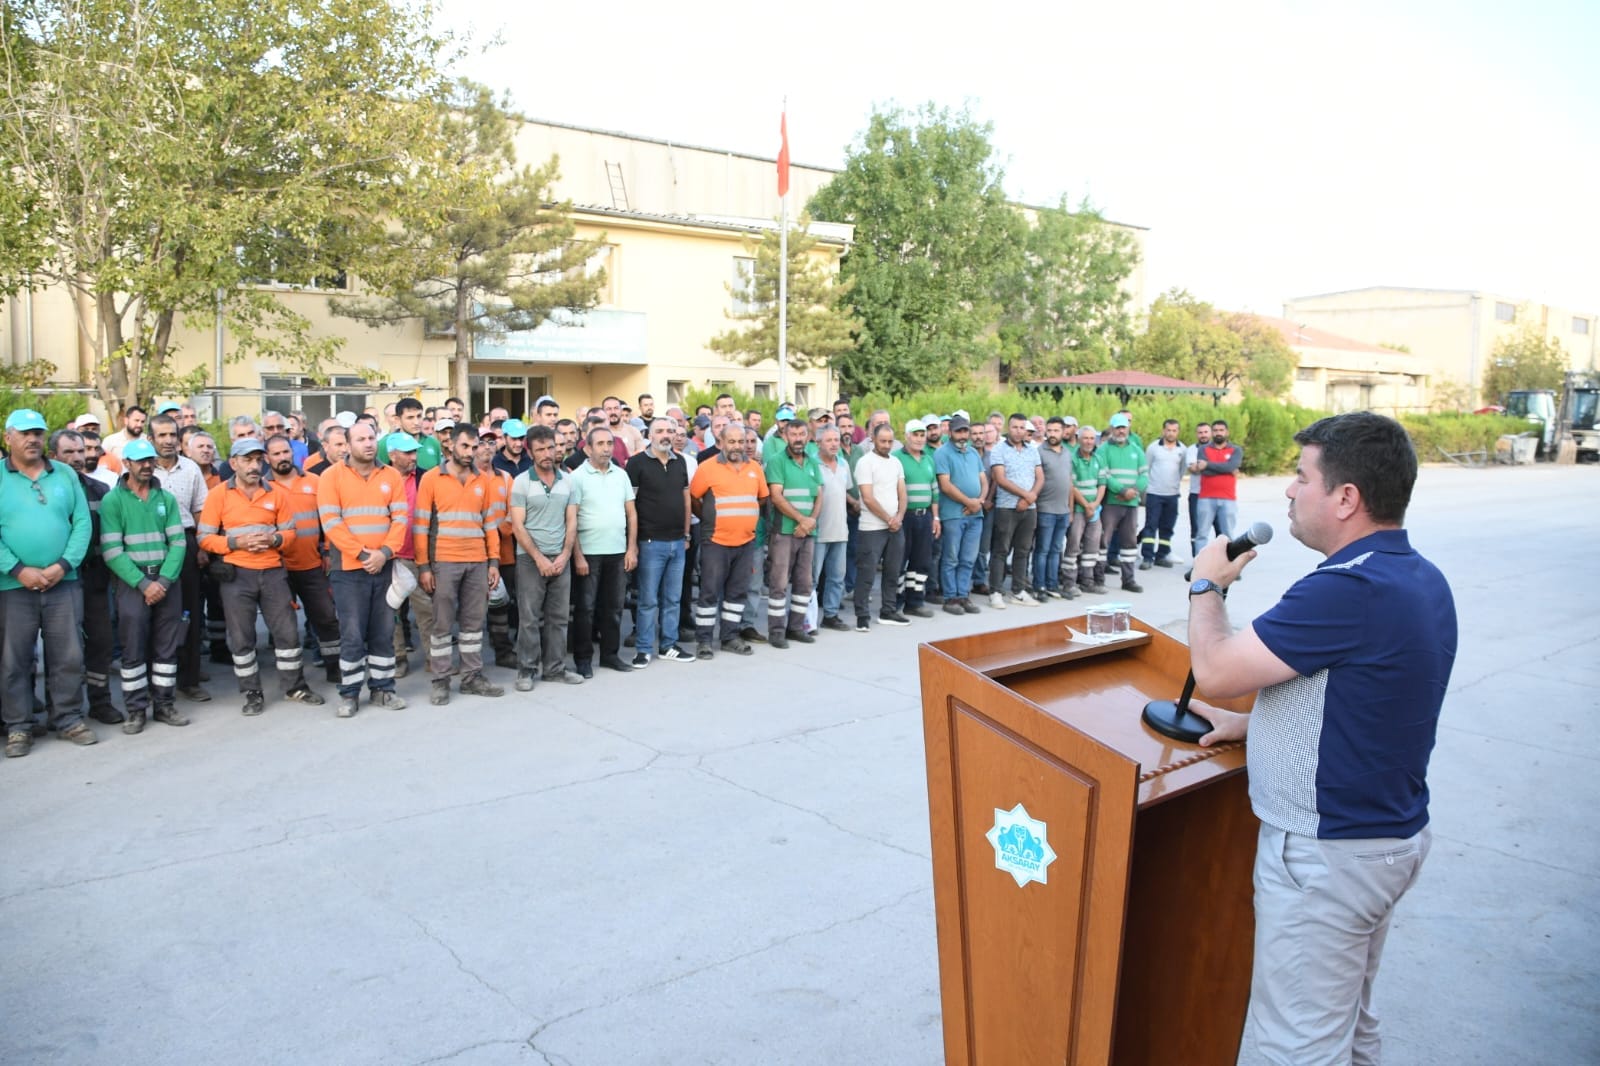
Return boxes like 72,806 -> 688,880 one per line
777,111 -> 790,198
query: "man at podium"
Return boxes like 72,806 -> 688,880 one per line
1182,411 -> 1457,1066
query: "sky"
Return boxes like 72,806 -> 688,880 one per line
439,0 -> 1600,316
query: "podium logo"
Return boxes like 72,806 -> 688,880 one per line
986,803 -> 1058,888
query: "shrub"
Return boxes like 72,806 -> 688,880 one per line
0,390 -> 88,433
1400,413 -> 1529,459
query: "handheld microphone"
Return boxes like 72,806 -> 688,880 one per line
1225,521 -> 1273,561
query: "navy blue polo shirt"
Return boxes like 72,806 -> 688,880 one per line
1247,529 -> 1457,840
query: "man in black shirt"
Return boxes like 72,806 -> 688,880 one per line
626,419 -> 691,666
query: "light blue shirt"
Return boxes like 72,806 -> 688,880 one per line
988,439 -> 1041,509
566,460 -> 635,556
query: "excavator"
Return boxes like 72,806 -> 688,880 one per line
1505,372 -> 1600,462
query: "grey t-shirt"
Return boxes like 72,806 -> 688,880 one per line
1035,444 -> 1074,514
814,455 -> 853,543
509,468 -> 571,556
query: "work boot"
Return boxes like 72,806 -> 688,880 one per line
325,662 -> 341,686
58,722 -> 98,746
395,657 -> 410,679
369,691 -> 407,711
962,599 -> 981,614
696,643 -> 715,661
459,673 -> 505,697
944,601 -> 966,616
431,679 -> 451,705
599,655 -> 633,674
337,696 -> 358,719
738,626 -> 767,644
767,631 -> 789,650
122,711 -> 146,735
178,685 -> 212,703
785,628 -> 815,645
1155,558 -> 1175,569
1122,581 -> 1144,594
152,703 -> 190,727
495,649 -> 518,670
284,685 -> 325,706
721,637 -> 754,656
907,605 -> 936,619
1139,559 -> 1153,570
6,730 -> 32,757
821,615 -> 852,632
242,691 -> 265,716
515,670 -> 535,692
1063,586 -> 1080,600
88,701 -> 125,725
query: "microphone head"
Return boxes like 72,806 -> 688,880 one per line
1248,521 -> 1274,546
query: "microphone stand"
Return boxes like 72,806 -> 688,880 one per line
1142,670 -> 1211,743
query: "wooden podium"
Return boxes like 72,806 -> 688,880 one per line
918,615 -> 1259,1065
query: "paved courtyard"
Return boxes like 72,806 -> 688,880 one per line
2,462 -> 1596,1065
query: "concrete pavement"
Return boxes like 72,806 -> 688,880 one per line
1,461 -> 1596,1064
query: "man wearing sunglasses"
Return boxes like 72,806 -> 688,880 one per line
2,409 -> 96,757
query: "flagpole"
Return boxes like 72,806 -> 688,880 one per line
778,101 -> 789,404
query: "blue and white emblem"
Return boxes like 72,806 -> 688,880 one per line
986,803 -> 1057,888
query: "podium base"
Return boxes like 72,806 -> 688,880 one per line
1142,699 -> 1211,743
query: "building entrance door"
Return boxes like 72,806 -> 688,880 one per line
469,374 -> 550,421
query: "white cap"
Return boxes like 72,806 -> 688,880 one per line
386,560 -> 418,610
335,410 -> 358,429
904,418 -> 926,435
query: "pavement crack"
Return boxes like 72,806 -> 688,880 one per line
410,1038 -> 529,1065
0,829 -> 292,904
404,912 -> 528,1021
693,757 -> 929,861
1430,832 -> 1592,878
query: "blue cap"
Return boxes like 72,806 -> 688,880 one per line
775,404 -> 797,420
155,402 -> 182,415
123,439 -> 158,462
5,409 -> 46,432
1108,413 -> 1130,428
229,437 -> 265,459
385,432 -> 420,453
501,419 -> 527,439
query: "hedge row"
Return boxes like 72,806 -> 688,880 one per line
682,386 -> 1531,474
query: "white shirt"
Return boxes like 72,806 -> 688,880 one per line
154,454 -> 209,529
853,450 -> 905,533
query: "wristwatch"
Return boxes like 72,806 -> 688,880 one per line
1189,578 -> 1227,599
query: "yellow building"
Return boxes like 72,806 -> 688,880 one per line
1283,287 -> 1599,406
1238,314 -> 1429,414
0,118 -> 854,425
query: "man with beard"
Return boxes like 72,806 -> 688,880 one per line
600,395 -> 645,455
2,410 -> 95,757
150,412 -> 214,702
477,430 -> 520,669
626,417 -> 691,666
198,438 -> 325,717
509,425 -> 584,690
762,417 -> 823,648
688,422 -> 768,659
99,438 -> 188,734
49,429 -> 121,724
265,435 -> 341,686
385,432 -> 428,680
306,423 -> 347,476
416,425 -> 505,704
102,404 -> 147,462
934,415 -> 986,615
493,418 -> 532,478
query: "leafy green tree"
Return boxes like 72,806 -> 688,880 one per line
1224,313 -> 1298,397
707,214 -> 858,379
994,196 -> 1140,383
0,0 -> 450,416
808,104 -> 1024,396
1127,291 -> 1296,396
1481,323 -> 1570,402
333,80 -> 606,400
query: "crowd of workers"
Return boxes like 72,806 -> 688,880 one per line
0,391 -> 1245,755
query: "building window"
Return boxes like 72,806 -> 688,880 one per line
793,383 -> 811,407
1295,367 -> 1317,382
753,381 -> 775,400
666,380 -> 688,406
1575,317 -> 1590,335
731,256 -> 769,315
262,375 -> 366,427
1495,301 -> 1515,322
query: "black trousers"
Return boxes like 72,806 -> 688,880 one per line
177,530 -> 204,687
114,579 -> 184,715
287,566 -> 341,682
571,553 -> 626,664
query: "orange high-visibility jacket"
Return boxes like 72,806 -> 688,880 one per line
316,460 -> 407,570
197,481 -> 297,569
414,465 -> 500,567
267,468 -> 323,572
